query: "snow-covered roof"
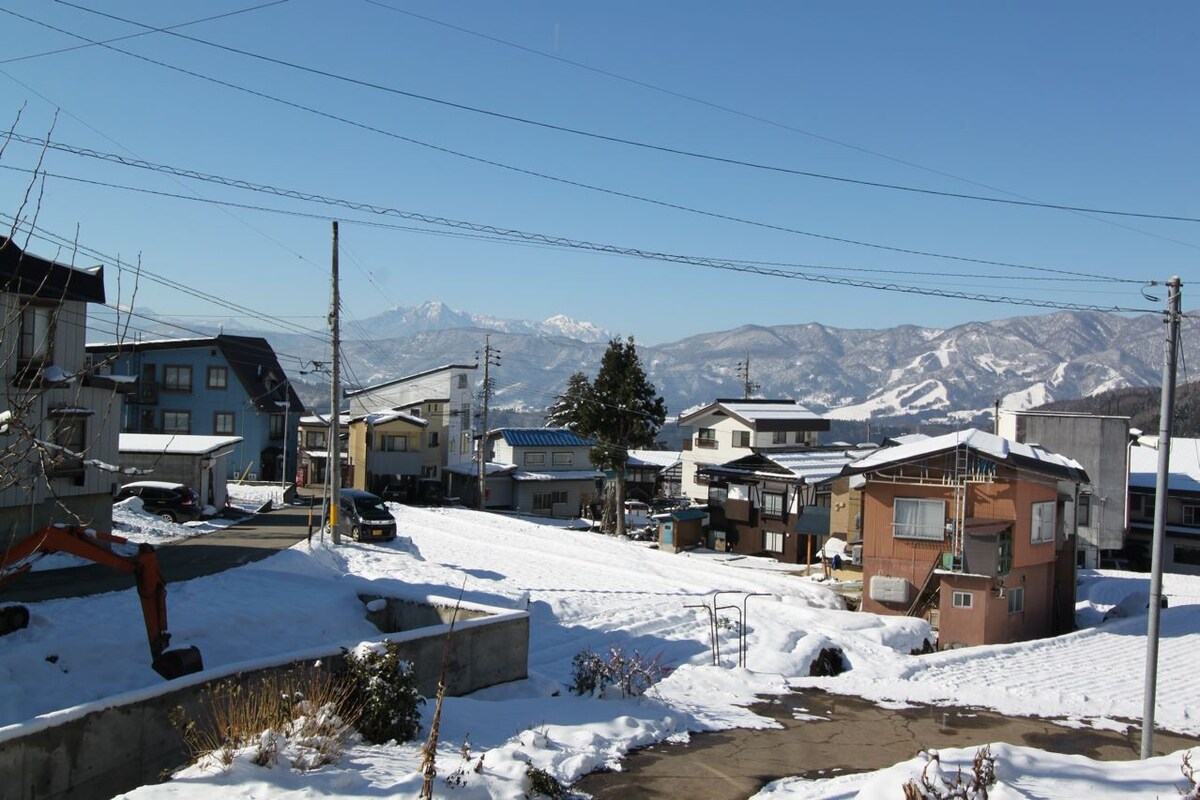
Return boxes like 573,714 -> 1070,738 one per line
443,461 -> 517,477
119,433 -> 243,455
844,428 -> 1087,482
702,446 -> 878,486
626,449 -> 682,469
512,469 -> 606,482
352,409 -> 428,427
678,398 -> 828,431
299,414 -> 350,425
301,450 -> 349,460
1129,437 -> 1200,493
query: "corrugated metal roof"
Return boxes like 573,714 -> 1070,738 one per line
500,428 -> 595,447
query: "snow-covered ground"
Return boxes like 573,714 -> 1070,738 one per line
0,494 -> 1196,798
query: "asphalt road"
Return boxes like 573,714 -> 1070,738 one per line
0,502 -> 317,603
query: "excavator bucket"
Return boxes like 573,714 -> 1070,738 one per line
153,646 -> 204,680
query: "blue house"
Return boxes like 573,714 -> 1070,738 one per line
86,335 -> 303,482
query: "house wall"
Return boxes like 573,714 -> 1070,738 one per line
713,480 -> 817,563
347,417 -> 425,493
859,471 -> 1062,636
100,347 -> 298,483
679,412 -> 821,503
1000,411 -> 1127,566
346,366 -> 475,468
0,294 -> 120,539
829,476 -> 862,541
937,561 -> 1056,648
513,480 -> 594,518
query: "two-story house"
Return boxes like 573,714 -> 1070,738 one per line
346,409 -> 427,498
844,429 -> 1087,648
464,428 -> 602,518
1,240 -> 119,537
344,364 -> 477,475
625,449 -> 683,501
1127,435 -> 1200,575
678,398 -> 831,504
86,335 -> 303,483
296,412 -> 349,489
698,444 -> 878,563
999,409 -> 1132,568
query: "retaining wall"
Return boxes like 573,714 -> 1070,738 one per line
0,598 -> 528,800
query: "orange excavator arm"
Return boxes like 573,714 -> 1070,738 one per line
0,525 -> 202,678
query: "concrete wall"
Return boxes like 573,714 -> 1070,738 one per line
0,600 -> 528,800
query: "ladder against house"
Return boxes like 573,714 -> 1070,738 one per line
906,553 -> 944,618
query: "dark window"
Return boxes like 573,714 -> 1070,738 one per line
697,428 -> 717,449
163,365 -> 192,391
1175,544 -> 1200,566
997,530 -> 1013,576
162,410 -> 191,434
733,430 -> 751,448
772,431 -> 787,445
269,414 -> 285,440
1007,586 -> 1025,614
762,491 -> 785,518
1183,504 -> 1200,527
48,413 -> 86,477
533,490 -> 568,513
207,366 -> 228,389
524,452 -> 545,466
19,305 -> 54,362
951,591 -> 973,609
428,431 -> 440,448
305,430 -> 327,449
214,412 -> 235,435
1077,496 -> 1091,527
140,364 -> 157,401
708,483 -> 728,505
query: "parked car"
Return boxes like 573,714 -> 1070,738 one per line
337,488 -> 397,542
114,481 -> 202,523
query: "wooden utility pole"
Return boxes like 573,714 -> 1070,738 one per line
736,353 -> 759,399
1141,275 -> 1182,759
476,334 -> 500,510
328,221 -> 342,545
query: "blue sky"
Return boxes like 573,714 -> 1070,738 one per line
0,1 -> 1196,349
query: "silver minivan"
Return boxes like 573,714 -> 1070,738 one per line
337,489 -> 397,542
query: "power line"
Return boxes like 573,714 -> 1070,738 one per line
0,162 -> 1155,314
53,1 -> 1200,228
1,134 -> 1142,284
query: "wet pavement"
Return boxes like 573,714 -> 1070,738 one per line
574,689 -> 1200,800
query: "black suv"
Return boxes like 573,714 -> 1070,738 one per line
114,481 -> 203,523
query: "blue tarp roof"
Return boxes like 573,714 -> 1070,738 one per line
500,428 -> 595,447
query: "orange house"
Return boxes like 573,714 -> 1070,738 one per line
844,429 -> 1087,649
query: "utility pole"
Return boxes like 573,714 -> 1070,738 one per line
476,334 -> 501,510
328,221 -> 342,545
1141,275 -> 1181,759
736,353 -> 759,399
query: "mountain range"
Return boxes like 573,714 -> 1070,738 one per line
95,300 -> 1192,428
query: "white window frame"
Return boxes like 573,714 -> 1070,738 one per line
524,451 -> 546,466
951,591 -> 973,609
552,451 -> 573,466
764,531 -> 784,552
381,434 -> 408,452
892,498 -> 946,541
1031,500 -> 1056,544
1007,586 -> 1025,614
733,430 -> 751,448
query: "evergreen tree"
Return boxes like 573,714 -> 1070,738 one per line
577,337 -> 667,537
545,371 -> 592,430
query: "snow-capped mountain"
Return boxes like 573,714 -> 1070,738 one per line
93,304 -> 1191,425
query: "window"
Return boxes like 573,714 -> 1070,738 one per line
1183,504 -> 1200,527
997,530 -> 1013,576
269,414 -> 285,440
163,365 -> 192,392
951,591 -> 973,609
381,434 -> 408,452
708,483 -> 728,505
533,490 -> 568,514
18,305 -> 54,362
733,430 -> 750,448
1007,586 -> 1025,614
697,428 -> 717,448
552,451 -> 573,466
48,413 -> 86,476
524,452 -> 546,466
163,410 -> 191,434
1175,544 -> 1200,566
305,430 -> 327,449
772,431 -> 787,445
139,364 -> 157,401
762,491 -> 785,518
1131,493 -> 1155,520
457,374 -> 468,389
421,465 -> 438,478
764,531 -> 784,552
1031,501 -> 1056,544
892,498 -> 946,540
1076,496 -> 1091,527
214,412 -> 235,435
207,366 -> 228,389
428,431 -> 440,448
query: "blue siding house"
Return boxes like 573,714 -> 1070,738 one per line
86,335 -> 303,482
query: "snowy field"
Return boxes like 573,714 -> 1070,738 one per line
0,493 -> 1196,799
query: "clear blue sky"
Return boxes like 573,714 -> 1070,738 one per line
1,1 -> 1196,349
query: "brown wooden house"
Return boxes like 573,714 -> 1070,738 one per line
843,429 -> 1087,648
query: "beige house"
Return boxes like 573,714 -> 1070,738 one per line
347,410 -> 427,497
1,240 -> 120,538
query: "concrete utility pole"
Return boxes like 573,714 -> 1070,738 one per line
736,353 -> 759,399
476,334 -> 501,511
328,221 -> 342,545
1141,275 -> 1181,759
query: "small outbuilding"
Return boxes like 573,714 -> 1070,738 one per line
659,508 -> 709,553
119,434 -> 243,511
